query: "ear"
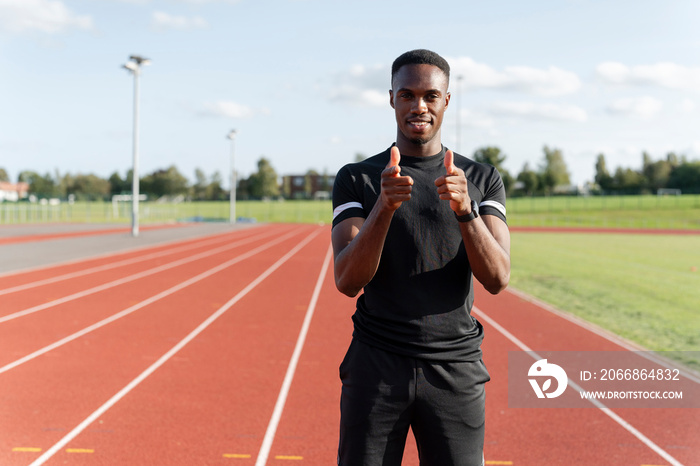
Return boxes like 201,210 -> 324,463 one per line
389,89 -> 395,109
445,91 -> 451,110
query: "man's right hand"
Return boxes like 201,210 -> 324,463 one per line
380,146 -> 413,211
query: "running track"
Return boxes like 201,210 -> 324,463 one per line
0,224 -> 697,465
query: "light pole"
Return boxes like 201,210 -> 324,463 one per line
123,55 -> 151,237
227,129 -> 237,224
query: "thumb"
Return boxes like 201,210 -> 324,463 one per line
387,146 -> 401,172
444,149 -> 456,175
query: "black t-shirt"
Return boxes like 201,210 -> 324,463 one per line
332,145 -> 507,362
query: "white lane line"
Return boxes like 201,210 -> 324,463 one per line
0,227 -> 306,375
472,307 -> 685,466
28,227 -> 323,466
255,244 -> 333,466
0,226 -> 285,324
0,229 -> 262,296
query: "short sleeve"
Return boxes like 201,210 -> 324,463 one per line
478,166 -> 507,223
332,164 -> 366,228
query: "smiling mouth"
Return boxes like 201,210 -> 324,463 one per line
407,120 -> 430,130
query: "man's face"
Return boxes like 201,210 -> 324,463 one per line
390,64 -> 450,148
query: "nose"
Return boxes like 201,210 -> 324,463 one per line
411,97 -> 428,114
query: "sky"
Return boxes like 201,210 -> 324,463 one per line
1,0 -> 699,188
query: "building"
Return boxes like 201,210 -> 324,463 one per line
0,181 -> 29,202
282,173 -> 335,200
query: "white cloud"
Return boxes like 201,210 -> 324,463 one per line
606,96 -> 663,119
0,0 -> 93,34
328,58 -> 582,107
449,57 -> 581,96
597,61 -> 700,93
488,101 -> 588,122
328,64 -> 389,107
198,101 -> 255,119
151,11 -> 208,31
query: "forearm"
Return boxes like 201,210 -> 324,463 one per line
333,204 -> 395,297
458,216 -> 511,294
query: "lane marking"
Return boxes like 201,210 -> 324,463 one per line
255,244 -> 333,466
0,229 -> 261,296
223,453 -> 252,458
0,227 -> 305,375
28,227 -> 323,466
12,447 -> 42,452
472,307 -> 685,466
0,226 -> 284,324
65,448 -> 93,453
485,462 -> 513,465
274,456 -> 303,460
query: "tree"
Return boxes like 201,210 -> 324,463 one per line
473,146 -> 506,172
473,146 -> 513,195
668,161 -> 700,193
304,169 -> 319,199
613,167 -> 644,193
516,163 -> 539,195
247,157 -> 280,199
108,171 -> 130,196
18,171 -> 57,198
540,146 -> 570,193
192,168 -> 209,200
594,153 -> 614,191
0,168 -> 9,182
67,174 -> 111,201
206,171 -> 225,200
141,165 -> 189,198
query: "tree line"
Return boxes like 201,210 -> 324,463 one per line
0,158 -> 280,202
2,146 -> 699,202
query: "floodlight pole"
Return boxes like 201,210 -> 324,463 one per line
227,129 -> 237,224
123,55 -> 151,237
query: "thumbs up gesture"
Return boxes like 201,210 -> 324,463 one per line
435,150 -> 471,215
380,146 -> 413,211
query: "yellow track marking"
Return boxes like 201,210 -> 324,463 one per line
275,455 -> 303,460
486,462 -> 513,465
66,448 -> 94,453
12,447 -> 42,452
223,453 -> 252,458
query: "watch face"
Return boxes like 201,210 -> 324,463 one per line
471,200 -> 479,216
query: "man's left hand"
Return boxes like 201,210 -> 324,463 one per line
434,149 -> 471,216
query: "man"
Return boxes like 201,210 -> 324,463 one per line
331,49 -> 511,466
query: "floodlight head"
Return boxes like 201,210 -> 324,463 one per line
129,55 -> 151,66
227,129 -> 237,140
123,62 -> 137,72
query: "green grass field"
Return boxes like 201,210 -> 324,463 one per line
2,195 -> 699,370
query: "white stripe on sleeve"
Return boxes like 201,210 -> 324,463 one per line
478,200 -> 506,217
333,201 -> 363,220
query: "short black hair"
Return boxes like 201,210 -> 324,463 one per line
391,49 -> 450,85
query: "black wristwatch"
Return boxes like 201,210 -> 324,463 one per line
454,200 -> 479,223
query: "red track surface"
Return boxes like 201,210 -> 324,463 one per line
0,224 -> 697,465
